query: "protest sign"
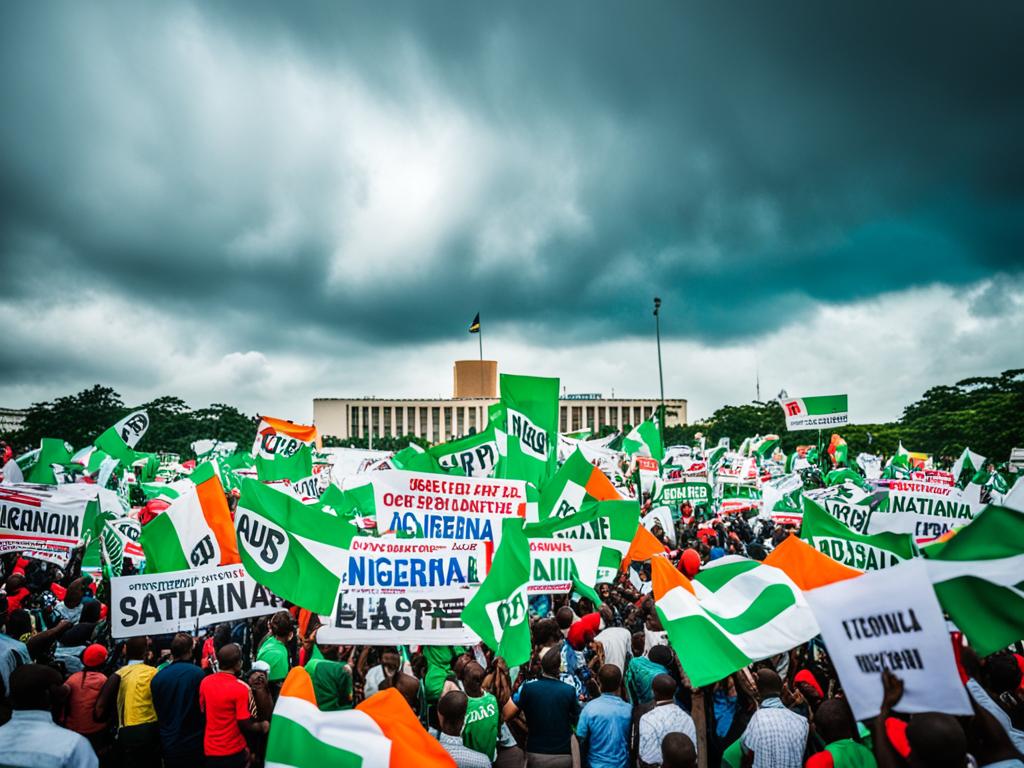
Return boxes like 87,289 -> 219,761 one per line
805,483 -> 879,535
372,470 -> 527,544
804,559 -> 972,721
635,456 -> 659,495
342,538 -> 488,593
654,481 -> 712,512
779,394 -> 849,431
317,587 -> 481,645
526,538 -> 604,593
0,484 -> 93,564
110,563 -> 284,638
871,480 -> 980,543
430,428 -> 500,478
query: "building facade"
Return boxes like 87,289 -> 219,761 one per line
313,396 -> 687,444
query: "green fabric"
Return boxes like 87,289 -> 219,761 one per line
625,656 -> 668,705
826,738 -> 878,768
264,711 -> 363,768
462,691 -> 499,761
721,737 -> 744,768
258,635 -> 290,682
306,658 -> 353,711
422,645 -> 463,704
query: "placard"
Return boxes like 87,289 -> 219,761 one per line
804,559 -> 972,721
317,587 -> 481,645
341,538 -> 488,593
871,481 -> 980,543
0,484 -> 93,564
110,563 -> 284,638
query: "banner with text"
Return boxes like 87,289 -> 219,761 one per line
804,559 -> 972,721
341,537 -> 488,593
110,563 -> 285,638
0,484 -> 93,565
779,394 -> 849,431
870,481 -> 980,543
317,587 -> 481,645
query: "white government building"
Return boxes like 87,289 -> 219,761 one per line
313,360 -> 686,444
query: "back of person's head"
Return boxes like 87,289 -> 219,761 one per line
755,668 -> 782,699
125,635 -> 149,661
533,618 -> 560,645
541,645 -> 562,676
462,660 -> 485,692
986,653 -> 1023,695
6,608 -> 31,639
652,673 -> 676,702
170,633 -> 193,661
437,690 -> 468,735
10,664 -> 63,710
649,644 -> 672,668
631,631 -> 645,658
661,732 -> 697,768
598,663 -> 621,693
217,642 -> 242,673
906,712 -> 968,768
80,600 -> 101,623
5,573 -> 25,592
213,623 -> 233,652
270,610 -> 293,639
814,698 -> 856,744
555,606 -> 575,630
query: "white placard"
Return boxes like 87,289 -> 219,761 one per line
804,558 -> 972,721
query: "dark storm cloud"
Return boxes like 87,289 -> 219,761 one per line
1,0 -> 1022,386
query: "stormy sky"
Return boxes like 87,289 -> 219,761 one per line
1,1 -> 1022,425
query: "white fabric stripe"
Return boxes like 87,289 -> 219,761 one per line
693,563 -> 809,614
272,696 -> 391,768
925,554 -> 1024,587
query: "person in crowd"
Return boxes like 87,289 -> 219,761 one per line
461,660 -> 500,762
360,647 -> 401,699
95,635 -> 160,768
637,673 -> 697,768
304,640 -> 354,711
60,643 -> 112,762
805,697 -> 876,768
256,611 -> 294,689
577,663 -> 632,768
150,632 -> 205,768
436,690 -> 492,768
593,619 -> 632,675
0,663 -> 98,768
509,647 -> 579,768
740,668 -> 809,768
626,645 -> 673,705
199,643 -> 269,768
661,732 -> 698,768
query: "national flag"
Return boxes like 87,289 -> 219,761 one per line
493,374 -> 559,487
952,447 -> 985,488
623,413 -> 664,462
235,479 -> 357,614
461,518 -> 532,666
923,503 -> 1024,656
391,444 -> 453,475
827,434 -> 848,466
429,426 -> 499,477
84,505 -> 145,579
24,438 -> 72,485
762,533 -> 862,590
538,448 -> 619,520
653,554 -> 819,687
752,435 -> 780,460
778,395 -> 848,431
800,497 -> 917,571
620,524 -> 669,570
253,416 -> 318,481
468,313 -> 481,333
141,462 -> 240,573
267,666 -> 456,768
258,444 -> 314,483
526,498 -> 639,581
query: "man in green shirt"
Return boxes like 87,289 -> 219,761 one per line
257,611 -> 294,686
305,644 -> 354,711
422,645 -> 465,707
808,698 -> 877,768
460,661 -> 499,761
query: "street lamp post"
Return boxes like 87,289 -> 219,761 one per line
653,297 -> 665,422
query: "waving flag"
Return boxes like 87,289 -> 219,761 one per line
623,413 -> 664,461
268,666 -> 455,768
778,395 -> 848,431
493,374 -> 559,487
800,497 -> 916,571
538,448 -> 620,520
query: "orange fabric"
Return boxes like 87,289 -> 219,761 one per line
621,524 -> 667,570
196,473 -> 240,565
763,534 -> 861,590
357,688 -> 457,768
584,467 -> 620,502
259,416 -> 318,443
651,554 -> 695,600
279,665 -> 318,705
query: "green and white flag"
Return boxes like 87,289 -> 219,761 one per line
23,438 -> 73,485
429,426 -> 500,477
801,497 -> 916,571
778,395 -> 848,431
493,374 -> 560,487
526,498 -> 639,583
923,502 -> 1024,656
235,478 -> 358,614
537,448 -> 619,521
461,518 -> 532,666
622,414 -> 664,461
654,556 -> 819,687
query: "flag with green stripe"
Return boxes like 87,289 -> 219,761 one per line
801,496 -> 916,571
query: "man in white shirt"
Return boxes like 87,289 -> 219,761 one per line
638,674 -> 697,767
0,663 -> 98,768
594,624 -> 633,674
741,669 -> 808,768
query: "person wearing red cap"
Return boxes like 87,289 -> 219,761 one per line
61,644 -> 112,760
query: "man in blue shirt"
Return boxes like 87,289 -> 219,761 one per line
511,647 -> 580,767
577,664 -> 633,768
150,633 -> 206,768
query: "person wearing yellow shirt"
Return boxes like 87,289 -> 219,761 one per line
96,636 -> 160,768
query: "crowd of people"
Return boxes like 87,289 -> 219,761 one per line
1,478 -> 1023,768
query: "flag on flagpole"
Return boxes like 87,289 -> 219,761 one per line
492,374 -> 560,487
267,667 -> 455,768
623,415 -> 664,462
538,448 -> 620,520
469,313 -> 481,333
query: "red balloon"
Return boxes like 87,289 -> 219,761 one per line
680,548 -> 701,578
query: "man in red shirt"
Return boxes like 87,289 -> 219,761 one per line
198,643 -> 269,768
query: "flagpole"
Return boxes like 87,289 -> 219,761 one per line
653,297 -> 665,420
